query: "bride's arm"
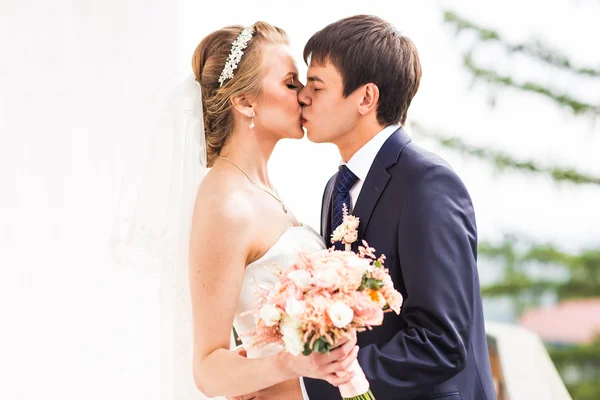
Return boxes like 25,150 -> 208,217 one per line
188,190 -> 358,398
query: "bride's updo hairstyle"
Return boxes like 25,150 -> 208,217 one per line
192,22 -> 289,167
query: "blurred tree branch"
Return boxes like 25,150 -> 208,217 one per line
443,11 -> 600,117
409,121 -> 600,186
479,235 -> 600,303
463,54 -> 600,116
444,11 -> 600,78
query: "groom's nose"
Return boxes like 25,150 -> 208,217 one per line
298,87 -> 311,106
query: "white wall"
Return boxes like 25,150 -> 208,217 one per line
1,1 -> 177,398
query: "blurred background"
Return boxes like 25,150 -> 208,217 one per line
1,0 -> 598,399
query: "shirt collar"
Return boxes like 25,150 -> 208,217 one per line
341,124 -> 400,182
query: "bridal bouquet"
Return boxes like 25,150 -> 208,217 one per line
253,205 -> 403,400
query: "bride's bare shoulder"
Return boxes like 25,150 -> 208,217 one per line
192,167 -> 254,233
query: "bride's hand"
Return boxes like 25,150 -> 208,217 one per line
279,334 -> 359,387
228,346 -> 303,400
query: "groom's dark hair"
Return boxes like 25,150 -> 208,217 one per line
304,15 -> 421,125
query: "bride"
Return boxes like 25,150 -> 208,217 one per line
114,21 -> 358,400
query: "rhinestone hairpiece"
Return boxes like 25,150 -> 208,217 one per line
218,25 -> 255,87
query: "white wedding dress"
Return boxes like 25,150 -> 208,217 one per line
234,224 -> 326,358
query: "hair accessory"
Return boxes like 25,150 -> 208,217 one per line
218,25 -> 255,87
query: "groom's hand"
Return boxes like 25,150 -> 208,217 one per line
281,334 -> 359,387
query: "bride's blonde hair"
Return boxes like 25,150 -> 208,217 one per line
192,22 -> 289,167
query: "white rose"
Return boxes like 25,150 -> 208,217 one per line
331,225 -> 345,243
345,256 -> 372,286
280,317 -> 304,356
327,301 -> 354,329
258,304 -> 281,327
287,269 -> 312,291
285,297 -> 305,319
347,256 -> 373,274
315,266 -> 341,287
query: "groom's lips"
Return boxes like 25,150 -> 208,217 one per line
301,116 -> 308,125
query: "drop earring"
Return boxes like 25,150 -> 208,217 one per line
249,110 -> 255,129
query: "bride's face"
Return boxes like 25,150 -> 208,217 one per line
253,44 -> 304,140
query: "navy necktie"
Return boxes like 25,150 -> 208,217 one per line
330,165 -> 359,249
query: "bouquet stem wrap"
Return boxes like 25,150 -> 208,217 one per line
339,359 -> 375,399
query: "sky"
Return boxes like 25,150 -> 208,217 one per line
0,0 -> 599,398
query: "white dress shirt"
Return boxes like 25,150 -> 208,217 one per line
343,124 -> 400,210
300,124 -> 399,400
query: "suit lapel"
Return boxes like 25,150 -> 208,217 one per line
321,176 -> 336,244
352,127 -> 412,245
352,159 -> 390,246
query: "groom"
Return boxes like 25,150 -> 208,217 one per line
299,15 -> 496,400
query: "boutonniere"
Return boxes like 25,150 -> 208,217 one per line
331,203 -> 360,251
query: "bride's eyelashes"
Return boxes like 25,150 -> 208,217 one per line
287,83 -> 299,89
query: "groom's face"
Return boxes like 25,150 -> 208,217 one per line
299,60 -> 360,144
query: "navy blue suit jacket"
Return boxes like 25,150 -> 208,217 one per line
304,128 -> 496,400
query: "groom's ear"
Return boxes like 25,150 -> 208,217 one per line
231,94 -> 255,118
357,83 -> 380,116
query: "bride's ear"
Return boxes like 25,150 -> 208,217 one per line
231,94 -> 255,119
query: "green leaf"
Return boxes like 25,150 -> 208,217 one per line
313,336 -> 333,354
366,278 -> 384,291
302,341 -> 313,356
358,275 -> 369,291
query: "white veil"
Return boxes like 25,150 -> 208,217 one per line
110,74 -> 227,399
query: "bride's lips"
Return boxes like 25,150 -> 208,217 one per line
301,116 -> 308,125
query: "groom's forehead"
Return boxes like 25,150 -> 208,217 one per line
306,61 -> 341,82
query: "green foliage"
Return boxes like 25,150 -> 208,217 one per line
358,276 -> 384,291
303,335 -> 334,355
550,339 -> 600,400
478,236 -> 600,305
312,336 -> 333,354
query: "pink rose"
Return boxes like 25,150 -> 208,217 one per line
366,289 -> 387,308
354,292 -> 384,326
274,282 -> 304,310
385,289 -> 404,315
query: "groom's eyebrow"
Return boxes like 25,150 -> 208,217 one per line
307,76 -> 325,83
